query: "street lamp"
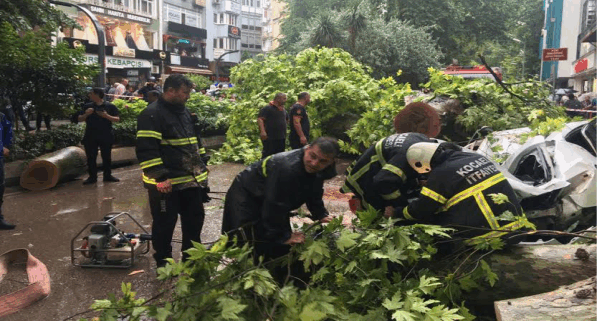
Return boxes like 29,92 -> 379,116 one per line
511,38 -> 526,78
49,0 -> 107,87
215,50 -> 239,83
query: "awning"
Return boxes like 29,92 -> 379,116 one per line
167,65 -> 213,75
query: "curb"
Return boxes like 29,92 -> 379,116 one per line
4,135 -> 226,188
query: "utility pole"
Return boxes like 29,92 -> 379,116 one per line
49,0 -> 106,87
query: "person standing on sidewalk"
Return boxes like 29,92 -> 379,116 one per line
289,92 -> 311,150
136,74 -> 209,267
0,110 -> 14,229
77,88 -> 121,184
258,93 -> 288,158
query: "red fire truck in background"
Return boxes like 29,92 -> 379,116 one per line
442,65 -> 503,81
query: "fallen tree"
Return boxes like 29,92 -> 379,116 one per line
494,276 -> 596,321
20,146 -> 86,191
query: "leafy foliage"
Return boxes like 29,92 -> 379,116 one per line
0,21 -> 98,117
186,93 -> 232,134
423,68 -> 565,134
186,74 -> 213,91
214,47 -> 381,164
9,124 -> 84,160
112,99 -> 148,123
86,212 -> 520,321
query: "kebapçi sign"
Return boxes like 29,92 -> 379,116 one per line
87,5 -> 152,25
84,54 -> 152,69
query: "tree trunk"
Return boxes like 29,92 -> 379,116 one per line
494,277 -> 596,321
464,244 -> 596,307
20,146 -> 87,191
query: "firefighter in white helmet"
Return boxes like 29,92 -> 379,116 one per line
393,142 -> 527,244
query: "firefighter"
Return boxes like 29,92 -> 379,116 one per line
221,137 -> 338,285
393,142 -> 526,244
340,132 -> 433,217
136,74 -> 209,267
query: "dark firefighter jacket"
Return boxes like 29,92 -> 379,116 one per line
398,150 -> 525,244
221,148 -> 336,244
340,133 -> 432,210
136,98 -> 208,191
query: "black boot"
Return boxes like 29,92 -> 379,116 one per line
0,219 -> 16,230
83,176 -> 97,185
103,175 -> 120,182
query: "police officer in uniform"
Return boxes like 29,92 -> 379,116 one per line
136,74 -> 209,267
394,142 -> 526,244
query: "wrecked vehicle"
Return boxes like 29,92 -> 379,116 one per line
465,119 -> 596,235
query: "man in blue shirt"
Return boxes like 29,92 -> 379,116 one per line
0,111 -> 14,229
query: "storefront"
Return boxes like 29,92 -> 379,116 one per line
59,3 -> 163,86
571,54 -> 595,93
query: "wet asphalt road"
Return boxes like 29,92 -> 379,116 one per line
0,161 -> 351,321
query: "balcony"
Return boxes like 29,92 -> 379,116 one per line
71,0 -> 156,19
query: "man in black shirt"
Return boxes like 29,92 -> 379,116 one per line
258,93 -> 287,158
289,92 -> 311,150
78,88 -> 121,184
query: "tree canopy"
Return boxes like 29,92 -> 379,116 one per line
0,0 -> 97,116
279,0 -> 544,80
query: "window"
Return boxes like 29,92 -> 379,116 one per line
242,43 -> 248,48
219,38 -> 224,48
249,25 -> 254,30
250,0 -> 253,6
242,24 -> 248,29
257,0 -> 260,7
220,13 -> 224,24
255,44 -> 261,49
213,39 -> 217,48
214,13 -> 217,23
255,26 -> 261,32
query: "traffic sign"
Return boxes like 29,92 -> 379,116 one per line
542,48 -> 568,61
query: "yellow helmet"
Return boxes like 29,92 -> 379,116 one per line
406,142 -> 441,174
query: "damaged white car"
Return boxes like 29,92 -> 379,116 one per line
465,119 -> 596,235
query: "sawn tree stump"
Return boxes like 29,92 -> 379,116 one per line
20,146 -> 87,191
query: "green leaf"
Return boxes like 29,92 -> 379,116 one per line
336,229 -> 360,252
391,310 -> 417,321
217,297 -> 247,320
487,193 -> 509,205
382,292 -> 404,310
419,275 -> 442,295
299,302 -> 327,321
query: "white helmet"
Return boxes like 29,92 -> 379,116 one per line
407,142 -> 441,174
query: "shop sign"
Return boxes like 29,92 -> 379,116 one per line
574,58 -> 589,73
84,54 -> 151,69
185,15 -> 198,27
171,54 -> 181,65
542,48 -> 568,61
114,47 -> 136,58
228,26 -> 241,39
167,9 -> 182,24
127,70 -> 139,76
88,5 -> 152,24
195,0 -> 206,6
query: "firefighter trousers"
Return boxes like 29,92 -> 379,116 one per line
147,187 -> 204,266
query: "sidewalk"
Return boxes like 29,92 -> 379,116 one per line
4,135 -> 226,187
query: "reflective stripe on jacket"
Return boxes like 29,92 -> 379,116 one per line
136,98 -> 208,191
402,150 -> 524,242
341,133 -> 431,210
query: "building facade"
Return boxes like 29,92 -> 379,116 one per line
207,0 -> 242,82
262,0 -> 284,52
162,0 -> 211,76
571,0 -> 596,93
240,0 -> 264,57
58,0 -> 164,88
57,0 -> 250,84
541,0 -> 596,93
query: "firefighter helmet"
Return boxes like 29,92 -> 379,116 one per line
407,142 -> 441,174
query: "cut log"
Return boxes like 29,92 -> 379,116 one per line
20,146 -> 87,191
494,277 -> 596,321
464,244 -> 596,307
